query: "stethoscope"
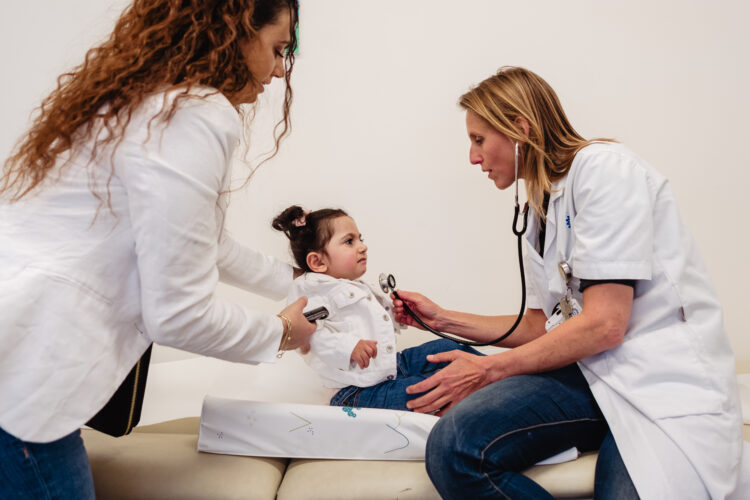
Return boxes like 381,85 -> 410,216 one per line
379,142 -> 529,347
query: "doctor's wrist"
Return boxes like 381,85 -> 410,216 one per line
483,351 -> 514,383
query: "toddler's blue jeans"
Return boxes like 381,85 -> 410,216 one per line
329,338 -> 481,410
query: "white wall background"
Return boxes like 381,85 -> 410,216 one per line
3,0 -> 749,410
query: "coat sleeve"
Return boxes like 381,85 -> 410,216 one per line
569,149 -> 654,280
289,280 -> 361,371
217,232 -> 293,300
118,92 -> 281,364
309,320 -> 362,372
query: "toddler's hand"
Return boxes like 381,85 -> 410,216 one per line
351,340 -> 378,369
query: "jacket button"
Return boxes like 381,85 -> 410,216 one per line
349,292 -> 354,298
386,345 -> 394,353
383,315 -> 389,321
387,375 -> 394,381
385,306 -> 390,311
367,296 -> 372,301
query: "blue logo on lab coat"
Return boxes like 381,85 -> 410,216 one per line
565,215 -> 571,228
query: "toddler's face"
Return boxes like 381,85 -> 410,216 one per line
321,216 -> 368,280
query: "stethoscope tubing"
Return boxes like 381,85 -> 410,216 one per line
390,201 -> 529,347
391,142 -> 530,347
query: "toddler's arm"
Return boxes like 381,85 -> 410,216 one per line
350,340 -> 378,369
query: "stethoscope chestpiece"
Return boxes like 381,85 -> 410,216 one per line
379,273 -> 396,294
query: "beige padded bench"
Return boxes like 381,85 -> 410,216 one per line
83,416 -> 671,499
84,363 -> 750,499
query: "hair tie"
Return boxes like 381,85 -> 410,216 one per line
292,210 -> 311,227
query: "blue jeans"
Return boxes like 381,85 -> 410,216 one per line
425,363 -> 639,499
0,426 -> 95,500
330,338 -> 483,411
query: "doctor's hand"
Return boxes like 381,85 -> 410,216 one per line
278,297 -> 317,355
351,339 -> 378,368
391,290 -> 444,331
405,350 -> 492,416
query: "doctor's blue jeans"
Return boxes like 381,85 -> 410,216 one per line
0,426 -> 95,499
425,363 -> 640,499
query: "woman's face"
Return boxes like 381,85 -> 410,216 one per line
465,110 -> 519,190
232,9 -> 292,105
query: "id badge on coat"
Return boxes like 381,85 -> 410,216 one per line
545,262 -> 581,331
545,295 -> 582,331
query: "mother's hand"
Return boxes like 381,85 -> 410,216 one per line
278,297 -> 317,354
405,350 -> 493,415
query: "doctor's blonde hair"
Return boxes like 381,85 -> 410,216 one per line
459,66 -> 614,218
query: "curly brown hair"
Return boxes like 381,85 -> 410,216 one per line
1,0 -> 298,202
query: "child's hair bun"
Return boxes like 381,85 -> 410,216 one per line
272,205 -> 348,272
272,205 -> 307,236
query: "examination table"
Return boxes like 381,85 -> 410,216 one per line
82,355 -> 750,499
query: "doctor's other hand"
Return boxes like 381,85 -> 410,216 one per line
278,297 -> 316,354
405,350 -> 491,416
351,339 -> 378,368
392,290 -> 444,331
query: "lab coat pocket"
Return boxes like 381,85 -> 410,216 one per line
606,326 -> 724,420
12,267 -> 118,357
34,267 -> 114,307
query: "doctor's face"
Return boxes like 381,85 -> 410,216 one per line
466,110 -> 519,190
232,9 -> 291,105
320,216 -> 368,281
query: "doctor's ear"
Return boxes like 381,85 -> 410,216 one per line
514,116 -> 530,139
306,252 -> 328,273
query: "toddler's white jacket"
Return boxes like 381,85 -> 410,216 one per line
287,273 -> 401,389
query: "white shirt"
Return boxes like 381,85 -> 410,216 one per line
287,273 -> 401,389
524,143 -> 742,499
0,87 -> 292,442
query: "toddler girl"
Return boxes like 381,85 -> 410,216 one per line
273,205 -> 480,411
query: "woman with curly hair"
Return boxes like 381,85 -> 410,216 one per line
0,1 -> 315,496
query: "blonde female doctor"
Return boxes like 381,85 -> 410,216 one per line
393,67 -> 742,499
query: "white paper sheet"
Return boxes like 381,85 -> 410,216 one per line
199,397 -> 438,460
198,396 -> 579,464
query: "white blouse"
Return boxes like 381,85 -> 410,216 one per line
0,87 -> 292,442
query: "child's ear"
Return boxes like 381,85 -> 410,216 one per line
306,252 -> 327,273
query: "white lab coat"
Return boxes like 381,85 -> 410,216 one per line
524,143 -> 742,498
287,273 -> 401,389
0,87 -> 293,443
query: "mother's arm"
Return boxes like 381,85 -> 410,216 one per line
217,233 -> 295,300
405,282 -> 634,415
